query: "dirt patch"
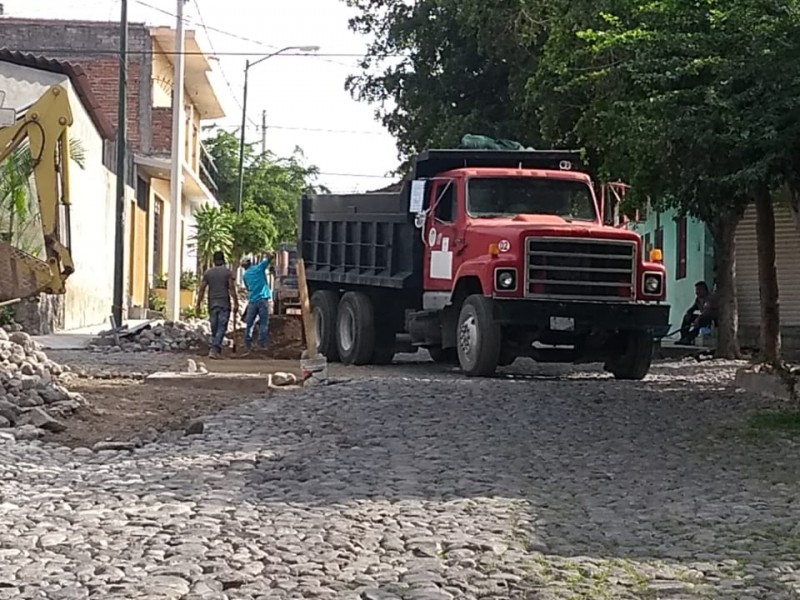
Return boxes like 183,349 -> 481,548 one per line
45,378 -> 266,448
197,314 -> 305,360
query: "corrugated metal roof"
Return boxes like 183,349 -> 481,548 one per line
0,48 -> 115,139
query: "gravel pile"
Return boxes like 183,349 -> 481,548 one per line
88,319 -> 229,354
0,329 -> 86,441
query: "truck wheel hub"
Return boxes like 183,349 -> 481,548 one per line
459,315 -> 478,357
314,309 -> 323,351
339,309 -> 355,352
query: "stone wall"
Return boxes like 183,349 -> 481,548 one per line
11,295 -> 65,335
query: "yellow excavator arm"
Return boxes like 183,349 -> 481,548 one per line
0,84 -> 74,302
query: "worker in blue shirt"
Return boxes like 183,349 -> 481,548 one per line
240,253 -> 273,353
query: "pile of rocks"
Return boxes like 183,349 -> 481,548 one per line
1,319 -> 23,333
0,329 -> 86,441
88,319 -> 228,354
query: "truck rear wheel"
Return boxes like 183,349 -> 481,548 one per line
311,290 -> 339,361
428,346 -> 457,364
456,295 -> 502,377
336,291 -> 376,365
605,330 -> 654,380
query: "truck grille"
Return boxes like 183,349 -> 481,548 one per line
525,237 -> 636,301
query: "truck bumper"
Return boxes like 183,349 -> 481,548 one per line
492,299 -> 671,335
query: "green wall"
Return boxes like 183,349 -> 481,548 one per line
631,208 -> 715,330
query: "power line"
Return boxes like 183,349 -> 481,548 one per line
6,48 -> 372,57
219,122 -> 387,136
317,172 -> 396,179
132,0 -> 356,67
189,0 -> 245,116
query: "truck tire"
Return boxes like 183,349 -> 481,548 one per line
336,291 -> 375,365
311,290 -> 339,361
371,329 -> 396,365
428,346 -> 457,364
456,295 -> 502,377
605,330 -> 654,380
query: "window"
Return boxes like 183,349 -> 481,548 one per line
676,215 -> 687,280
433,180 -> 456,223
644,232 -> 652,255
136,176 -> 149,212
467,177 -> 596,221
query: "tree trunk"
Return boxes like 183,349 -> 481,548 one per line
754,188 -> 781,364
786,158 -> 800,235
709,211 -> 742,359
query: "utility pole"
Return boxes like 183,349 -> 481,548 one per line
112,0 -> 128,327
261,109 -> 266,154
166,0 -> 187,320
235,45 -> 319,213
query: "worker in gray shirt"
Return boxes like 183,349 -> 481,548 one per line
195,250 -> 239,358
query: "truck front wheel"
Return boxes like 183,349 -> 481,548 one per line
456,295 -> 502,377
311,290 -> 339,361
605,330 -> 654,380
336,291 -> 376,365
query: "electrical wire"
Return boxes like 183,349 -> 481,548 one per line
317,172 -> 396,179
189,0 -> 246,116
6,48 -> 370,57
219,122 -> 386,136
132,0 -> 359,67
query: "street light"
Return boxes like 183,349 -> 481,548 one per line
236,45 -> 320,213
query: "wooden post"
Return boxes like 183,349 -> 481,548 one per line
296,258 -> 317,358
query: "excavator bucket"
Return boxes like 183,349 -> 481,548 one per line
0,239 -> 57,301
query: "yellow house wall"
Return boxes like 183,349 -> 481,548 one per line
127,197 -> 149,307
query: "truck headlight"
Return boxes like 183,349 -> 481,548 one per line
643,273 -> 663,295
495,268 -> 517,291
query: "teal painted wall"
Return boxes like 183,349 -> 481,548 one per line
631,208 -> 714,330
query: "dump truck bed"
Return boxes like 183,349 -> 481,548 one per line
299,186 -> 423,289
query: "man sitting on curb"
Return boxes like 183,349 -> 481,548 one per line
240,252 -> 273,355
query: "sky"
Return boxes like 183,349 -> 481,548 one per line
1,0 -> 400,193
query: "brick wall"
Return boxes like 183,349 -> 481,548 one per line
0,19 -> 153,153
151,107 -> 173,154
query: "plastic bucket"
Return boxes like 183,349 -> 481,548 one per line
300,352 -> 328,386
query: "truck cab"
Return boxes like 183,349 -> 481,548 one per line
300,149 -> 670,379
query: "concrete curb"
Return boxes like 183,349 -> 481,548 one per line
734,367 -> 798,401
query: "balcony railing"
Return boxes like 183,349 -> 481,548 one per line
199,142 -> 219,196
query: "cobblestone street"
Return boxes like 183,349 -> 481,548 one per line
2,353 -> 800,599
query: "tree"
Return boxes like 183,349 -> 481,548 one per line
202,128 -> 325,244
231,203 -> 277,265
344,0 -> 536,168
528,0 -> 797,359
1,137 -> 86,256
191,204 -> 233,271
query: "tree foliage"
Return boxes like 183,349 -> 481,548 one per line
0,137 -> 86,256
344,0 -> 537,169
190,203 -> 233,271
202,128 -> 326,244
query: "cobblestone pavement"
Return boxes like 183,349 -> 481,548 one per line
2,354 -> 800,599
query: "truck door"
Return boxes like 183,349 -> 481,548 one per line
423,178 -> 461,291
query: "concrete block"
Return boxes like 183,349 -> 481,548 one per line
144,371 -> 271,394
734,368 -> 794,401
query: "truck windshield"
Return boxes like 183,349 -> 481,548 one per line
467,177 -> 597,221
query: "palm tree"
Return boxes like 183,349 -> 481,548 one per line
0,137 -> 86,255
190,204 -> 234,271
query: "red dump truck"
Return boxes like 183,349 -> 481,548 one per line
300,149 -> 669,378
